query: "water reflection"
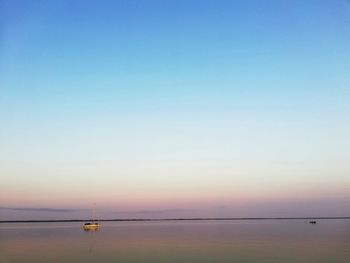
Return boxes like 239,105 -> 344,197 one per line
84,228 -> 98,255
1,220 -> 349,263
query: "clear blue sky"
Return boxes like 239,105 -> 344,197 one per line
1,0 -> 350,220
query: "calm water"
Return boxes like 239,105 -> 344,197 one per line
1,220 -> 349,263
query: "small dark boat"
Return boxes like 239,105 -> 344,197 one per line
309,221 -> 317,224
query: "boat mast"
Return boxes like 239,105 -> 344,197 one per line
92,203 -> 97,222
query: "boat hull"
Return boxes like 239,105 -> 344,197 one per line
83,223 -> 100,230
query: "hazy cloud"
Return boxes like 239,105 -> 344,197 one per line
113,209 -> 196,214
0,207 -> 85,213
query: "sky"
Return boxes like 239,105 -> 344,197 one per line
1,0 -> 350,220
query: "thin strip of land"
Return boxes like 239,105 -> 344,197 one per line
1,216 -> 349,223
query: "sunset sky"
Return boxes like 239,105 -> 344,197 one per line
1,0 -> 350,220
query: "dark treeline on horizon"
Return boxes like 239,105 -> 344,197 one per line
1,217 -> 350,223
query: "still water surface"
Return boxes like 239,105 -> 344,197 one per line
1,220 -> 349,262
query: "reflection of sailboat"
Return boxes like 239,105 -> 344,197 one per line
86,229 -> 97,254
83,203 -> 100,231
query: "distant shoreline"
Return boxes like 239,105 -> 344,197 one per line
1,216 -> 349,223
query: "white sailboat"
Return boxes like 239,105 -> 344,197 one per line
83,203 -> 100,230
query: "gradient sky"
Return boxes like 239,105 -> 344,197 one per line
1,0 -> 350,220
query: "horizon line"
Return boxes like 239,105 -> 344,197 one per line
1,216 -> 350,223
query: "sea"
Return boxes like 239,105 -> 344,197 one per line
1,219 -> 349,262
